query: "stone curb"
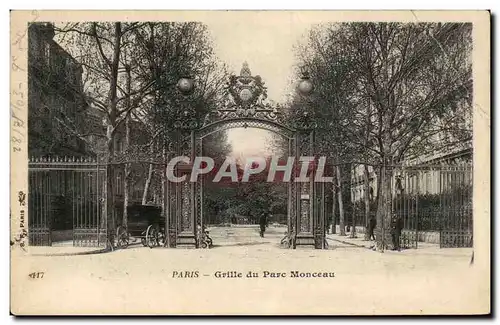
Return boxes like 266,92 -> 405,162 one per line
30,247 -> 111,257
327,236 -> 373,250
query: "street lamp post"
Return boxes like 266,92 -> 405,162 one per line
294,71 -> 323,249
297,72 -> 314,97
163,76 -> 196,248
174,76 -> 211,248
293,72 -> 316,131
177,77 -> 195,95
297,73 -> 322,248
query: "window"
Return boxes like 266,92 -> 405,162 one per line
116,172 -> 122,195
64,58 -> 74,85
116,139 -> 122,153
44,42 -> 50,65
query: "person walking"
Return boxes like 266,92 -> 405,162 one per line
367,216 -> 377,240
259,213 -> 268,238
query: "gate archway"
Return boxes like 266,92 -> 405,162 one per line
165,62 -> 325,249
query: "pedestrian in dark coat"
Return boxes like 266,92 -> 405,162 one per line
390,215 -> 404,251
367,216 -> 377,240
259,213 -> 267,238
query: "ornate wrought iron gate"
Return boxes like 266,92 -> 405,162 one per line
165,63 -> 323,249
28,157 -> 107,247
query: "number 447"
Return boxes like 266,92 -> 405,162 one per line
28,272 -> 44,279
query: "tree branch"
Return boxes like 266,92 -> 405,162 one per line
92,22 -> 112,67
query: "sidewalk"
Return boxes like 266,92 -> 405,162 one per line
25,245 -> 109,257
326,232 -> 374,249
327,231 -> 440,249
326,232 -> 473,258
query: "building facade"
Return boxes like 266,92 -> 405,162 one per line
27,24 -> 154,245
28,22 -> 90,157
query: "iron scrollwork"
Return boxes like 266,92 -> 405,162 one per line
181,181 -> 191,232
292,111 -> 318,131
281,227 -> 296,248
201,62 -> 288,127
196,224 -> 213,249
173,109 -> 199,131
169,62 -> 323,249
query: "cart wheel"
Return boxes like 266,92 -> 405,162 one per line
116,226 -> 129,249
146,225 -> 159,248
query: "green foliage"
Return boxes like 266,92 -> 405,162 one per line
201,155 -> 288,225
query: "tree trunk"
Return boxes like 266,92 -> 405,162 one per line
363,164 -> 371,241
350,212 -> 357,238
331,180 -> 336,234
122,65 -> 132,228
123,139 -> 131,227
349,165 -> 356,238
142,156 -> 154,205
375,160 -> 394,251
104,22 -> 122,249
106,133 -> 116,249
362,97 -> 372,241
375,166 -> 382,209
336,165 -> 345,236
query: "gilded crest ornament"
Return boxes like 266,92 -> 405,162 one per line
239,88 -> 253,102
225,61 -> 268,108
240,61 -> 251,77
201,61 -> 282,126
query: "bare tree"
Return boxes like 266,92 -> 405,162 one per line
293,22 -> 472,250
131,22 -> 229,203
53,21 -> 229,247
55,22 -> 156,247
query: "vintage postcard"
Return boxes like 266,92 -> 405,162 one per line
10,10 -> 490,315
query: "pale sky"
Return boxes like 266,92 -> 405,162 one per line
225,128 -> 276,159
205,16 -> 313,157
206,16 -> 311,102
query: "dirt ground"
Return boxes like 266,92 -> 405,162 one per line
11,225 -> 489,315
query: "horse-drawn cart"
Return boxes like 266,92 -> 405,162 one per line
115,204 -> 165,249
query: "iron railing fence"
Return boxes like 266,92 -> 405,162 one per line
28,157 -> 107,247
349,163 -> 472,248
28,156 -> 473,249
